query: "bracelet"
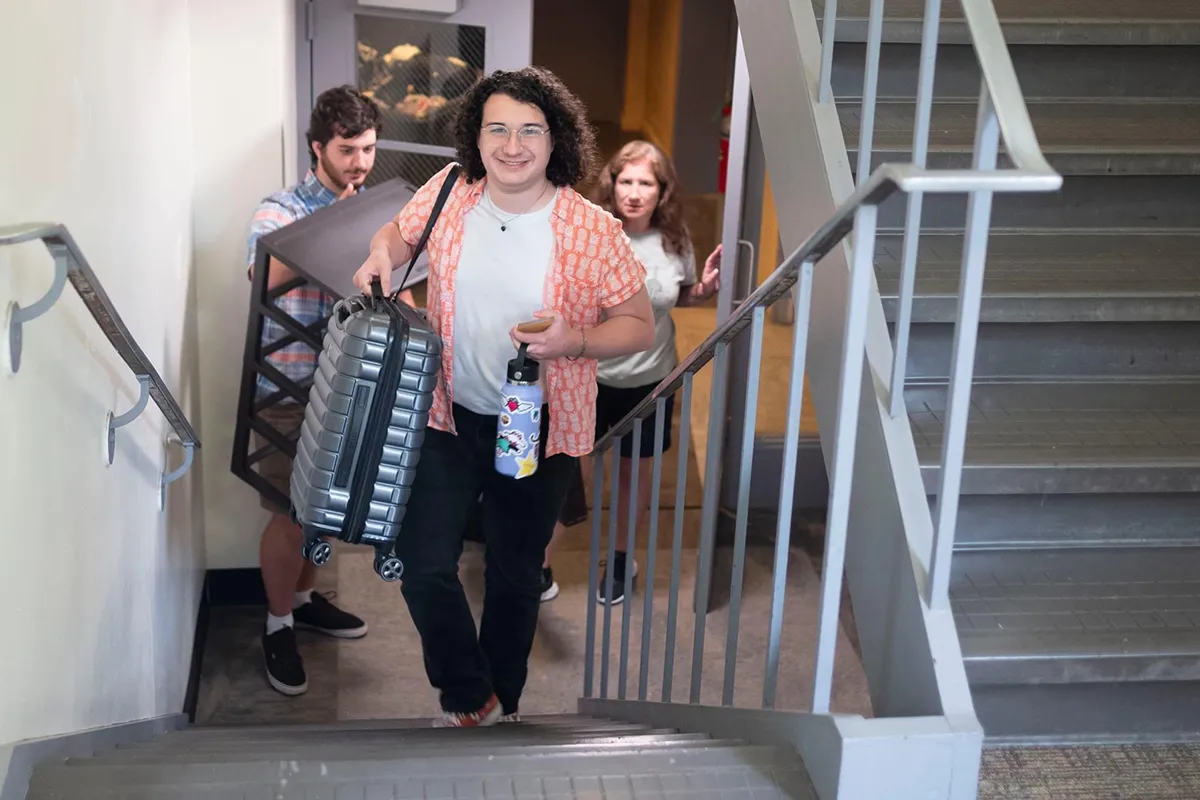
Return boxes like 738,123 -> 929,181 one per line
567,328 -> 587,361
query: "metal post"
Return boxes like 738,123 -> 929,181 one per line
663,375 -> 693,703
584,452 -> 605,698
600,441 -> 621,698
639,398 -> 668,701
763,261 -> 815,709
691,342 -> 731,703
717,31 -> 754,327
927,81 -> 1000,609
888,0 -> 942,418
811,205 -> 878,714
618,419 -> 642,700
818,0 -> 840,103
855,0 -> 886,187
723,307 -> 766,706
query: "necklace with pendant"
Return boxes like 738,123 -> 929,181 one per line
485,183 -> 551,231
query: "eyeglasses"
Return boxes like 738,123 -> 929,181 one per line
482,124 -> 550,142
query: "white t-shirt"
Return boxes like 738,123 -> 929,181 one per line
451,189 -> 557,415
596,229 -> 697,388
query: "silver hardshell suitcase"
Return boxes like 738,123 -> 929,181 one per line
289,165 -> 457,581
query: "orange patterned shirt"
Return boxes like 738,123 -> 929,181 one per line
394,163 -> 646,458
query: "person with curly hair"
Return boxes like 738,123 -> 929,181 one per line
539,140 -> 721,606
353,67 -> 655,727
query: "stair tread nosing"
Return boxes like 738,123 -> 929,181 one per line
816,0 -> 1200,23
842,101 -> 1200,172
27,744 -> 811,793
877,230 -> 1200,322
907,381 -> 1200,491
813,0 -> 1200,44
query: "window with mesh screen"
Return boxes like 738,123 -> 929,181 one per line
355,15 -> 485,148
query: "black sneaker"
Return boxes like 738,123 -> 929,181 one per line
293,592 -> 368,639
262,626 -> 307,696
539,567 -> 559,602
597,553 -> 639,606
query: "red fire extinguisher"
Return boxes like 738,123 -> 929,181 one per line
718,102 -> 731,194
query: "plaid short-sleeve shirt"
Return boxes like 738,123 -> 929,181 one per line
395,164 -> 646,458
246,170 -> 341,398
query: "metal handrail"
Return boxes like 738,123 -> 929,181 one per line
959,0 -> 1057,178
0,222 -> 199,501
591,161 -> 1053,454
817,0 -> 1062,186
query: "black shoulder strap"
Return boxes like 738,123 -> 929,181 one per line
391,164 -> 460,300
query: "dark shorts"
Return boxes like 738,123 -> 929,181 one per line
596,380 -> 676,460
252,401 -> 306,514
556,380 -> 675,527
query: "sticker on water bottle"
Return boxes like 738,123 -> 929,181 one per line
496,430 -> 527,456
502,396 -> 535,415
514,450 -> 538,479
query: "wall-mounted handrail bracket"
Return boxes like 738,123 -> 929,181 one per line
160,439 -> 196,510
105,374 -> 152,465
5,252 -> 69,374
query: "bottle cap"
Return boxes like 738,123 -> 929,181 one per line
507,343 -> 540,384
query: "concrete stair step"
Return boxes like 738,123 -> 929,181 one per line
877,175 -> 1200,231
183,713 -> 613,730
831,42 -> 1200,101
904,322 -> 1200,381
844,100 -> 1200,175
76,734 -> 733,766
951,492 -> 1200,550
907,380 -> 1200,494
26,743 -> 813,798
876,230 -> 1200,323
971,681 -> 1200,742
122,726 -> 685,752
169,717 -> 651,740
128,725 -> 671,749
953,547 -> 1200,685
814,0 -> 1200,45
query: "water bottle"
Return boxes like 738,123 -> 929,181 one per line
495,343 -> 543,480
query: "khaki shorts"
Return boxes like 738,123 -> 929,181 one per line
252,401 -> 307,514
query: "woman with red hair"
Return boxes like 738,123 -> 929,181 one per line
541,139 -> 721,605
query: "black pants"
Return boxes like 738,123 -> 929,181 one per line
394,403 -> 577,714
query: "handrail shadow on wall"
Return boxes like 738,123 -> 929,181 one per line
0,222 -> 200,508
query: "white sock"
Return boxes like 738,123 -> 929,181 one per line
294,589 -> 313,608
266,612 -> 293,635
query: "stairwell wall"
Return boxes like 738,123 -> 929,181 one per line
191,0 -> 298,571
0,0 -> 296,752
0,0 -> 203,748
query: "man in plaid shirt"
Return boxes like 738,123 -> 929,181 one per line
246,85 -> 414,697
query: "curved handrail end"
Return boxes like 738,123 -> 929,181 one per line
0,222 -> 66,248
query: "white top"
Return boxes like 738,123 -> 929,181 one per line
451,188 -> 557,415
596,229 -> 697,389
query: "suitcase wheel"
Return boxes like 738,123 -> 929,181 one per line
374,554 -> 404,582
303,540 -> 333,567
